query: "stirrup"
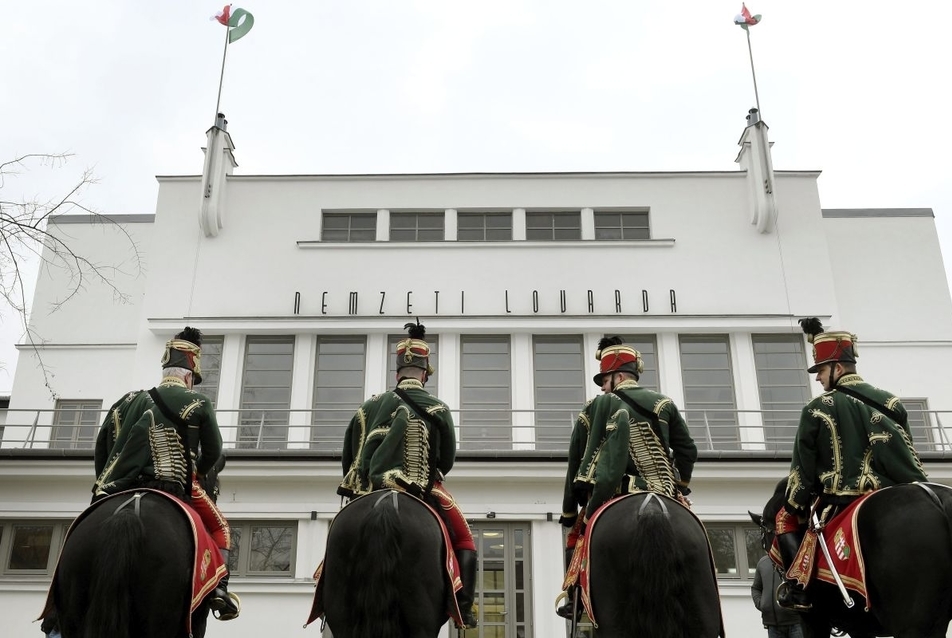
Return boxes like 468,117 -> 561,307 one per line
210,591 -> 241,621
555,590 -> 578,620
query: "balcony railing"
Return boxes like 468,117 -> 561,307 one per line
2,407 -> 950,456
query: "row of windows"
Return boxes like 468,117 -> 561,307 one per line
0,519 -> 293,578
0,518 -> 760,581
50,332 -> 934,451
320,209 -> 651,242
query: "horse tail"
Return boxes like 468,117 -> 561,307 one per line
84,506 -> 143,638
350,492 -> 404,638
625,498 -> 689,638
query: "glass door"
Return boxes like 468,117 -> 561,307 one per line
463,523 -> 532,638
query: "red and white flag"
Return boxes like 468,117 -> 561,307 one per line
212,4 -> 232,26
733,3 -> 762,30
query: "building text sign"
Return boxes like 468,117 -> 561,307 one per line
291,288 -> 678,316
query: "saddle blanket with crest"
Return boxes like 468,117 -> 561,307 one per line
306,490 -> 463,628
39,489 -> 226,634
771,492 -> 872,609
563,492 -> 719,628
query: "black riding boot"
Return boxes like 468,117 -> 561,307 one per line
776,531 -> 812,611
556,547 -> 579,620
455,549 -> 479,629
209,549 -> 241,620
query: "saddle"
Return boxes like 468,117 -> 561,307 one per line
306,489 -> 463,628
39,489 -> 226,635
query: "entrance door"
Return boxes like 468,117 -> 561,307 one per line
463,523 -> 532,638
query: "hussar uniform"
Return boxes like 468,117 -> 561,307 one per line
93,328 -> 239,620
775,319 -> 927,611
338,322 -> 479,630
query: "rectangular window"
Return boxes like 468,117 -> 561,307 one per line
322,212 -> 377,242
312,337 -> 366,450
533,336 -> 585,451
226,521 -> 296,577
390,212 -> 444,242
239,336 -> 294,450
525,211 -> 581,241
705,523 -> 762,580
457,212 -> 513,241
679,335 -> 738,451
459,336 -> 512,450
902,398 -> 933,450
0,520 -> 70,576
51,400 -> 103,450
594,210 -> 650,240
199,336 -> 224,407
388,334 -> 439,398
752,335 -> 812,451
613,335 -> 660,391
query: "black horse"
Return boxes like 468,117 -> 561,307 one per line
322,490 -> 451,638
752,478 -> 952,638
586,493 -> 724,638
45,458 -> 227,638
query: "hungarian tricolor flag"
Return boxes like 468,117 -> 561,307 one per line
212,4 -> 255,43
733,3 -> 761,31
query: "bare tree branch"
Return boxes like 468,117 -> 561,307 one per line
1,153 -> 144,398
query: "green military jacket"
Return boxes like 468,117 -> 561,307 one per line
94,378 -> 223,496
340,378 -> 456,497
786,374 -> 927,512
561,398 -> 596,523
94,390 -> 150,477
576,380 -> 698,520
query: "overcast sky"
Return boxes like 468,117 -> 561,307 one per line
2,0 -> 950,394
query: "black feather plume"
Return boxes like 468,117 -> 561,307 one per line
177,326 -> 203,346
798,318 -> 824,341
404,319 -> 426,340
597,335 -> 624,351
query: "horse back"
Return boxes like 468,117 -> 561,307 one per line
55,492 -> 196,638
855,483 -> 952,628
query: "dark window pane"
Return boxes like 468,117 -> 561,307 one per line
9,525 -> 53,570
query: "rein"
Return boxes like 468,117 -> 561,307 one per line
112,491 -> 146,518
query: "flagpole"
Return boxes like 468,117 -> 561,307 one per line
745,28 -> 762,113
214,24 -> 230,124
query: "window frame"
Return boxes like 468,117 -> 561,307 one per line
321,211 -> 378,243
389,211 -> 445,242
51,399 -> 103,450
311,335 -> 367,450
458,335 -> 513,450
751,334 -> 812,451
902,397 -> 935,450
457,211 -> 513,242
678,335 -> 739,451
199,335 -> 224,408
0,519 -> 71,577
225,520 -> 297,578
238,335 -> 296,450
704,522 -> 762,581
532,335 -> 586,451
593,209 -> 650,241
525,211 -> 581,241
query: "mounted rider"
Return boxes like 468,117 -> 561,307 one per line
775,318 -> 927,610
339,321 -> 478,630
557,336 -> 698,620
93,327 -> 240,621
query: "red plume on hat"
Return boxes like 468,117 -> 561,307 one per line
593,336 -> 644,386
799,317 -> 857,373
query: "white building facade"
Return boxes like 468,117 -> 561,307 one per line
3,122 -> 952,638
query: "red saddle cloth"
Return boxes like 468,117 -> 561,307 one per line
39,489 -> 226,635
772,492 -> 873,609
306,490 -> 463,628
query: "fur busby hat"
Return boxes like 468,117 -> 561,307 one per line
161,326 -> 203,384
799,317 -> 857,373
593,336 -> 644,385
395,320 -> 434,377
